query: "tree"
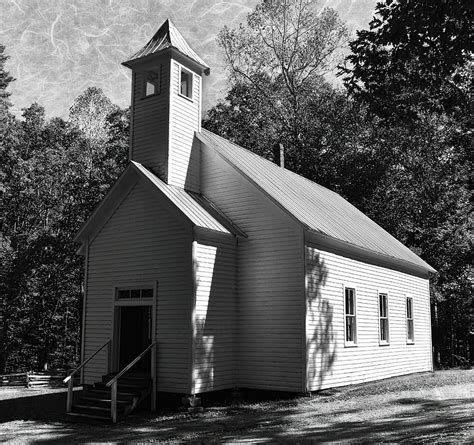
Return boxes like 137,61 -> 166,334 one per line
68,87 -> 119,180
217,0 -> 348,149
341,0 -> 474,121
208,0 -> 397,207
1,104 -> 87,371
204,79 -> 393,209
0,45 -> 17,372
0,44 -> 14,135
364,113 -> 472,366
1,86 -> 129,372
69,87 -> 117,144
203,82 -> 278,160
341,0 -> 473,366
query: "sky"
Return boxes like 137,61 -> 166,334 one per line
1,0 -> 378,119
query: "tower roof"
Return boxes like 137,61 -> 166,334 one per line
122,19 -> 210,73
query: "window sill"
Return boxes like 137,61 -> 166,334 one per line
141,93 -> 160,100
407,341 -> 415,345
344,342 -> 358,348
178,92 -> 194,103
379,341 -> 390,346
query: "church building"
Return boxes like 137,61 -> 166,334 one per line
71,19 -> 434,421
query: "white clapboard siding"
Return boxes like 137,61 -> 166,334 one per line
131,63 -> 170,178
305,246 -> 432,391
193,234 -> 237,393
168,61 -> 201,192
201,145 -> 305,392
85,181 -> 193,393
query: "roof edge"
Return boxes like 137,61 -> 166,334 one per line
131,161 -> 240,237
122,47 -> 210,75
193,226 -> 238,243
74,164 -> 138,244
305,229 -> 436,278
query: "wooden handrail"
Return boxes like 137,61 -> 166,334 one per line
107,342 -> 157,423
63,339 -> 112,383
106,342 -> 157,388
64,338 -> 112,413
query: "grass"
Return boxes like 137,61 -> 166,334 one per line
0,369 -> 473,443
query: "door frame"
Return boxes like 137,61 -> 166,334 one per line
111,281 -> 157,373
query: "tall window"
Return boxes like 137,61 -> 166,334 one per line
406,296 -> 414,343
379,292 -> 389,344
180,67 -> 193,99
344,287 -> 357,345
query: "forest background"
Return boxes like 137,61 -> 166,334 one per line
1,0 -> 472,374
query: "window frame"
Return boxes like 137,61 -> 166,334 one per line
343,283 -> 358,347
406,295 -> 415,344
378,290 -> 390,345
114,283 -> 155,305
178,65 -> 193,101
142,69 -> 160,98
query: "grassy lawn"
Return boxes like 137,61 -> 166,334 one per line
0,369 -> 472,443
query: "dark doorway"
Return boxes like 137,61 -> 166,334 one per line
118,306 -> 152,372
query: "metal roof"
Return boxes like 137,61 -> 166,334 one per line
123,19 -> 210,72
131,162 -> 235,235
197,129 -> 435,272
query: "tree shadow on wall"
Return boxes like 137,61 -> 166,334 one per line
306,250 -> 336,390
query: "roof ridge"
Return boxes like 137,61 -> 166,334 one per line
200,128 -> 341,197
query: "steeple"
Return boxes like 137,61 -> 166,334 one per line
122,19 -> 210,74
122,19 -> 209,192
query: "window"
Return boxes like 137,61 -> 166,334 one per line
406,296 -> 414,343
378,292 -> 389,344
179,67 -> 193,99
144,70 -> 159,97
344,287 -> 357,345
117,288 -> 153,300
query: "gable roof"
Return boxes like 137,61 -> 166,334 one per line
197,129 -> 435,273
132,162 -> 243,236
75,161 -> 241,244
122,19 -> 210,73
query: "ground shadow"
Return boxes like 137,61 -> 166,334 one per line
0,389 -> 68,423
1,393 -> 471,444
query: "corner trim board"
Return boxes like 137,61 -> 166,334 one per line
80,241 -> 89,384
190,240 -> 198,395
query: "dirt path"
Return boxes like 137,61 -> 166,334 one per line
0,369 -> 473,443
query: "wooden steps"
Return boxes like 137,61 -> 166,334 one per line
65,411 -> 113,423
65,372 -> 151,423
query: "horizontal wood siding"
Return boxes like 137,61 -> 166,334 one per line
131,63 -> 170,178
193,234 -> 237,393
305,246 -> 432,391
169,61 -> 201,192
84,181 -> 193,393
201,146 -> 305,392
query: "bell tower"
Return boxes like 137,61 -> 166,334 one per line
122,20 -> 210,192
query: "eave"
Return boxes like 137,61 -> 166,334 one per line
305,229 -> 436,278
